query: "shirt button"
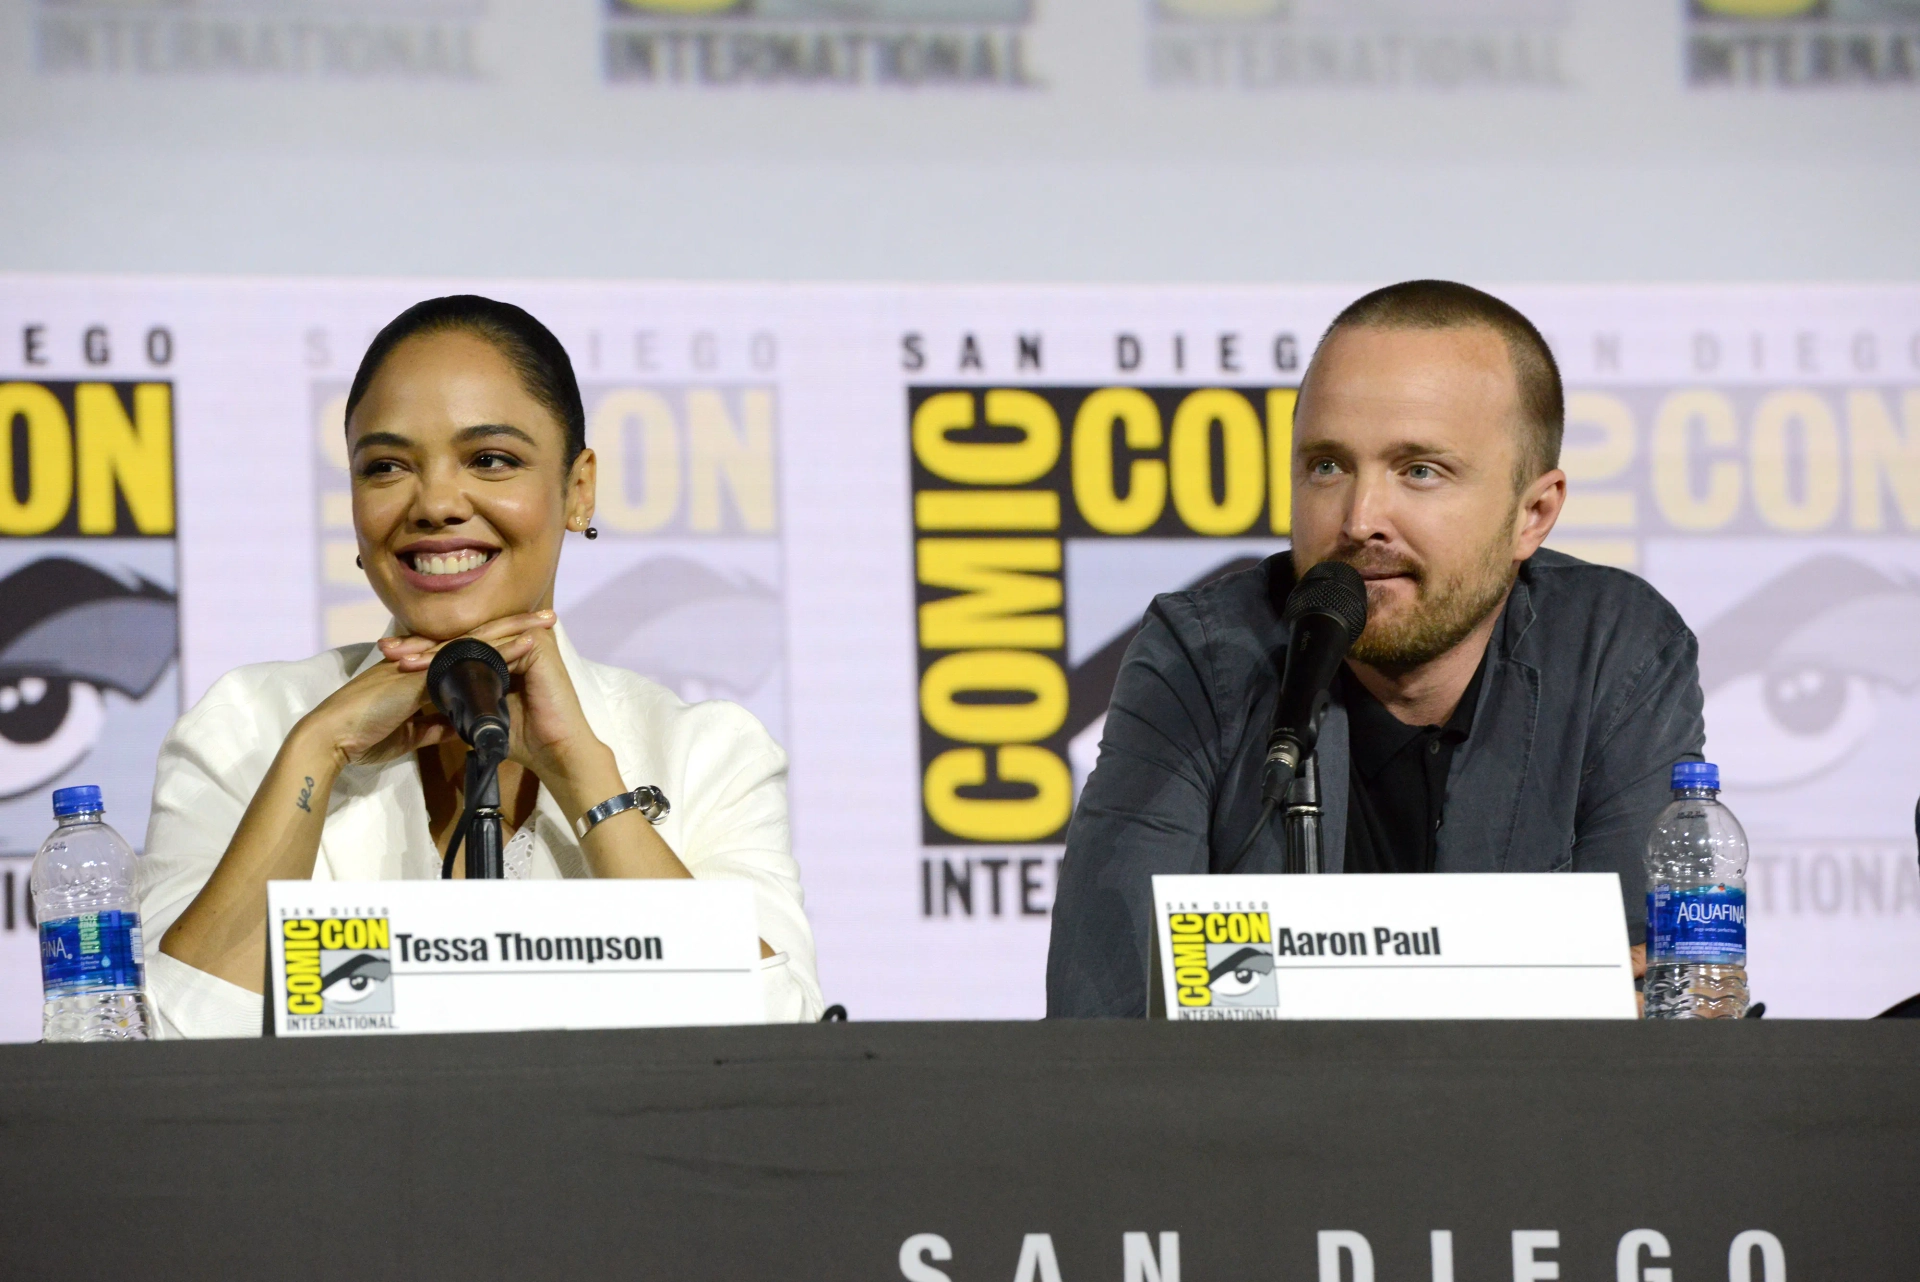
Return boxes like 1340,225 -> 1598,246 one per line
1428,740 -> 1441,755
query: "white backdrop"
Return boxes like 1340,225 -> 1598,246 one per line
1,274 -> 1916,1039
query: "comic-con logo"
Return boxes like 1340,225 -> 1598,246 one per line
1687,0 -> 1920,86
1169,911 -> 1278,1011
0,382 -> 178,807
282,916 -> 394,1017
908,385 -> 1296,846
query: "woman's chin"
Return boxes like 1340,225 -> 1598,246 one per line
389,599 -> 505,643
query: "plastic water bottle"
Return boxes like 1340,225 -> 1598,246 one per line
31,786 -> 151,1041
1643,761 -> 1749,1019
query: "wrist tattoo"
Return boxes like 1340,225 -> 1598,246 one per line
296,776 -> 315,813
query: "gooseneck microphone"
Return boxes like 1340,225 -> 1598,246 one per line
1261,560 -> 1369,804
427,638 -> 511,763
427,638 -> 512,880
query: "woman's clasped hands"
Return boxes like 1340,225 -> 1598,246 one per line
306,610 -> 606,792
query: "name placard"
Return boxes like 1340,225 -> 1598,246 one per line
1151,873 -> 1636,1020
266,879 -> 765,1037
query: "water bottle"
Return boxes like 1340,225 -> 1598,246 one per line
31,785 -> 152,1041
1643,761 -> 1749,1019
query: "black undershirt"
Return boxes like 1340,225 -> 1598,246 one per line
1341,653 -> 1488,874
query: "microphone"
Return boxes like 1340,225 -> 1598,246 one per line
1261,560 -> 1369,803
427,638 -> 511,763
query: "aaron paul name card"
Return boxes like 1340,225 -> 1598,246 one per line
1152,872 -> 1637,1020
266,879 -> 765,1037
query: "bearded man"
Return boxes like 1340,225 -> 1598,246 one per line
1047,280 -> 1705,1018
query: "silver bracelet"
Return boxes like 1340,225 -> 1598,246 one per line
573,785 -> 670,840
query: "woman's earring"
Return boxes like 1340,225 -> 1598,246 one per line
355,554 -> 363,569
584,525 -> 598,540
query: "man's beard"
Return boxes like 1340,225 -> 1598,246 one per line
1332,527 -> 1517,673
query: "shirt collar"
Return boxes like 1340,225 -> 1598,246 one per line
1339,645 -> 1489,781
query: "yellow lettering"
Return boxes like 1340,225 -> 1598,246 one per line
366,918 -> 389,949
1652,390 -> 1741,530
1169,389 -> 1264,536
914,489 -> 1060,531
913,390 -> 1060,485
923,745 -> 1071,841
590,389 -> 679,532
76,383 -> 173,535
1248,913 -> 1271,944
319,919 -> 343,950
916,538 -> 1062,649
920,649 -> 1068,744
687,388 -> 776,532
1751,389 -> 1841,532
0,383 -> 73,536
283,919 -> 319,941
1204,912 -> 1228,944
1267,388 -> 1296,535
1849,389 -> 1920,531
1559,391 -> 1637,528
1071,387 -> 1166,534
343,919 -> 367,950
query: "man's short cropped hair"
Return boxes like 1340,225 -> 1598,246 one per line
1312,280 -> 1564,487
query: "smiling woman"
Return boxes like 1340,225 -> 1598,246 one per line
138,296 -> 822,1036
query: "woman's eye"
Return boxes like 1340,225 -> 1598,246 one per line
358,458 -> 404,479
472,451 -> 520,471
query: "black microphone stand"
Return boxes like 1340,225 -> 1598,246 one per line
1282,754 -> 1323,875
463,746 -> 505,880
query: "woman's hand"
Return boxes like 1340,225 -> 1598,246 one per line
382,611 -> 606,798
300,651 -> 453,773
389,611 -> 700,891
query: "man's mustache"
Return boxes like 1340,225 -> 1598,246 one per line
1329,547 -> 1425,583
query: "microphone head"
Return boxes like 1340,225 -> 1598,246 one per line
1282,559 -> 1369,644
427,637 -> 511,693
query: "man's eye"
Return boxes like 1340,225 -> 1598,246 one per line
1407,463 -> 1436,481
1309,459 -> 1340,476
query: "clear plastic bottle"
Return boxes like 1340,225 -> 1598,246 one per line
1643,761 -> 1749,1019
31,785 -> 151,1041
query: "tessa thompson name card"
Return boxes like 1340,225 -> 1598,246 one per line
266,879 -> 764,1037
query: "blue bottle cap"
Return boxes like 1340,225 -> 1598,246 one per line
51,785 -> 104,817
1671,761 -> 1719,790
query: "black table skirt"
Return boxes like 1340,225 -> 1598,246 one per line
1,1020 -> 1912,1279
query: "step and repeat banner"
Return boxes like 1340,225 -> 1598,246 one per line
0,277 -> 1916,1037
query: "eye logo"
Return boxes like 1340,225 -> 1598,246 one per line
0,557 -> 177,802
1698,555 -> 1920,789
282,917 -> 394,1018
1167,911 -> 1279,1012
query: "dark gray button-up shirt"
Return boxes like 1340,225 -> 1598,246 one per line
1046,548 -> 1706,1018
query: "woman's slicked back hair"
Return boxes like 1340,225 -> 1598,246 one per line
344,295 -> 587,469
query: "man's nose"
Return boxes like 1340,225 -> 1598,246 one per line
1341,466 -> 1393,544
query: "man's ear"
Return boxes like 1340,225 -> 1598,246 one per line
566,447 -> 597,530
1513,467 -> 1566,559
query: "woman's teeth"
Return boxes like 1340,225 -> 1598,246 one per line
410,550 -> 492,577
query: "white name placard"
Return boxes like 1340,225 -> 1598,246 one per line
1152,873 -> 1636,1020
266,879 -> 765,1037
